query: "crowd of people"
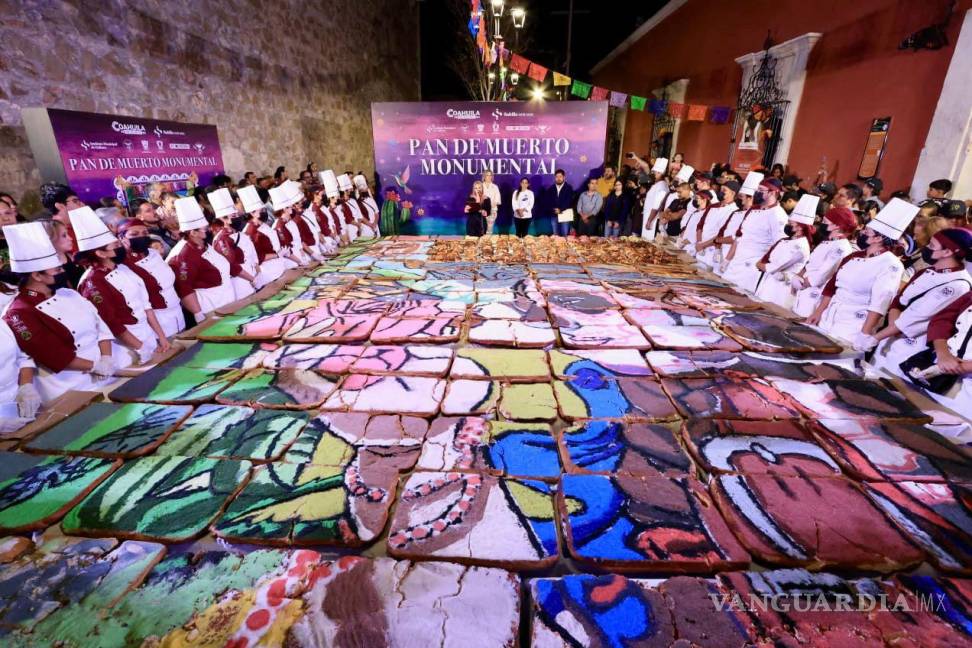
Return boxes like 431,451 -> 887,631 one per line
0,168 -> 394,433
630,153 -> 972,433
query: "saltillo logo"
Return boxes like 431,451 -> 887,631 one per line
446,109 -> 480,120
111,120 -> 146,135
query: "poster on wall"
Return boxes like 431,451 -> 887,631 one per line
858,117 -> 891,179
33,108 -> 224,206
731,103 -> 777,173
371,101 -> 609,235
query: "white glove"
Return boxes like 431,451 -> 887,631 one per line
790,275 -> 806,291
718,260 -> 730,274
193,310 -> 208,324
852,332 -> 879,353
91,355 -> 116,379
773,272 -> 786,282
0,416 -> 33,435
136,344 -> 155,366
15,383 -> 41,419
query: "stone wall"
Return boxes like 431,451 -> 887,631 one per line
0,0 -> 421,211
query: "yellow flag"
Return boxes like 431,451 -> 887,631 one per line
553,72 -> 571,87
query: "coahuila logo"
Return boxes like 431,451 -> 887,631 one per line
446,108 -> 480,120
111,120 -> 146,136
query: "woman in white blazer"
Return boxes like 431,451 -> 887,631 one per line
512,177 -> 535,238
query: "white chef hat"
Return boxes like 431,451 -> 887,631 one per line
789,194 -> 820,226
3,222 -> 60,273
674,165 -> 695,183
651,157 -> 668,174
739,171 -> 765,197
175,197 -> 209,232
320,170 -> 340,198
237,185 -> 265,215
869,197 -> 919,240
336,174 -> 353,192
69,206 -> 117,252
353,174 -> 368,191
207,188 -> 237,219
269,181 -> 304,211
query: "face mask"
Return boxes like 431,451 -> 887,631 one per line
231,216 -> 246,232
784,224 -> 796,237
203,231 -> 214,246
129,236 -> 151,254
50,271 -> 70,291
857,233 -> 872,250
258,213 -> 270,223
752,191 -> 765,207
921,247 -> 939,264
111,247 -> 127,263
692,198 -> 701,209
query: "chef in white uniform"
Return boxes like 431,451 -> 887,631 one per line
301,188 -> 339,257
207,187 -> 258,299
721,176 -> 788,293
675,185 -> 711,254
355,174 -> 381,237
753,194 -> 818,310
168,197 -> 237,324
641,157 -> 669,241
807,198 -> 917,344
70,206 -> 169,367
2,222 -> 116,403
340,174 -> 377,239
239,185 -> 299,284
863,228 -> 972,373
927,290 -> 972,439
0,318 -> 40,434
693,181 -> 740,271
790,207 -> 858,318
714,173 -> 761,277
321,170 -> 354,243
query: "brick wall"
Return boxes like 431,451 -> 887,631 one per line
0,0 -> 420,212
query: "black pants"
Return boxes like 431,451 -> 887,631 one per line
514,217 -> 531,237
577,216 -> 599,236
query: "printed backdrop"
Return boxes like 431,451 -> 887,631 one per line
47,108 -> 225,206
372,101 -> 608,235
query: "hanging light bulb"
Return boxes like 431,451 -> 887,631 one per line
511,7 -> 526,29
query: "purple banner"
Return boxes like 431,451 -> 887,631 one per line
371,101 -> 608,234
47,108 -> 224,206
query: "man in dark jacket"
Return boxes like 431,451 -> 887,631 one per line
545,169 -> 574,236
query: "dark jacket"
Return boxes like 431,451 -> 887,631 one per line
545,182 -> 574,217
603,192 -> 630,223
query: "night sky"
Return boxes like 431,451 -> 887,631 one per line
419,0 -> 668,100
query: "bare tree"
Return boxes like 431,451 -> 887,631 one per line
446,1 -> 491,100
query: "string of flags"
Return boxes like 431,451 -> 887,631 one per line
474,8 -> 733,125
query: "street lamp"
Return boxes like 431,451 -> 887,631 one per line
482,1 -> 527,101
511,7 -> 526,29
490,0 -> 505,18
531,86 -> 545,101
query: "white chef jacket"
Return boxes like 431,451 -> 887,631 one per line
754,237 -> 811,310
818,251 -> 904,343
0,320 -> 34,420
641,180 -> 670,241
871,267 -> 972,377
721,205 -> 788,293
132,249 -> 184,336
791,239 -> 855,318
512,190 -> 535,219
695,204 -> 737,270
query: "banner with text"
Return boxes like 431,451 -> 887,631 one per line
47,108 -> 225,206
371,101 -> 608,234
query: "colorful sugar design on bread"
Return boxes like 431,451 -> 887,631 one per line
714,311 -> 843,353
107,363 -> 244,404
548,348 -> 652,379
281,412 -> 425,468
387,472 -> 559,569
159,341 -> 271,371
0,452 -> 119,532
553,376 -> 678,421
810,418 -> 972,482
499,383 -> 558,421
558,420 -> 690,476
864,480 -> 972,573
61,455 -> 252,542
559,473 -> 750,572
441,380 -> 501,416
195,299 -> 318,340
350,345 -> 453,377
467,318 -> 557,347
681,419 -> 841,477
286,558 -> 520,648
0,538 -> 165,645
897,575 -> 972,640
417,417 -> 560,479
711,473 -> 926,571
25,402 -> 192,458
530,573 -> 755,648
385,298 -> 467,318
261,343 -> 365,372
214,368 -> 338,409
322,374 -> 445,415
155,404 -> 307,461
661,376 -> 800,420
369,314 -> 462,343
212,453 -> 403,546
769,377 -> 932,422
625,307 -> 743,351
450,348 -> 551,381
